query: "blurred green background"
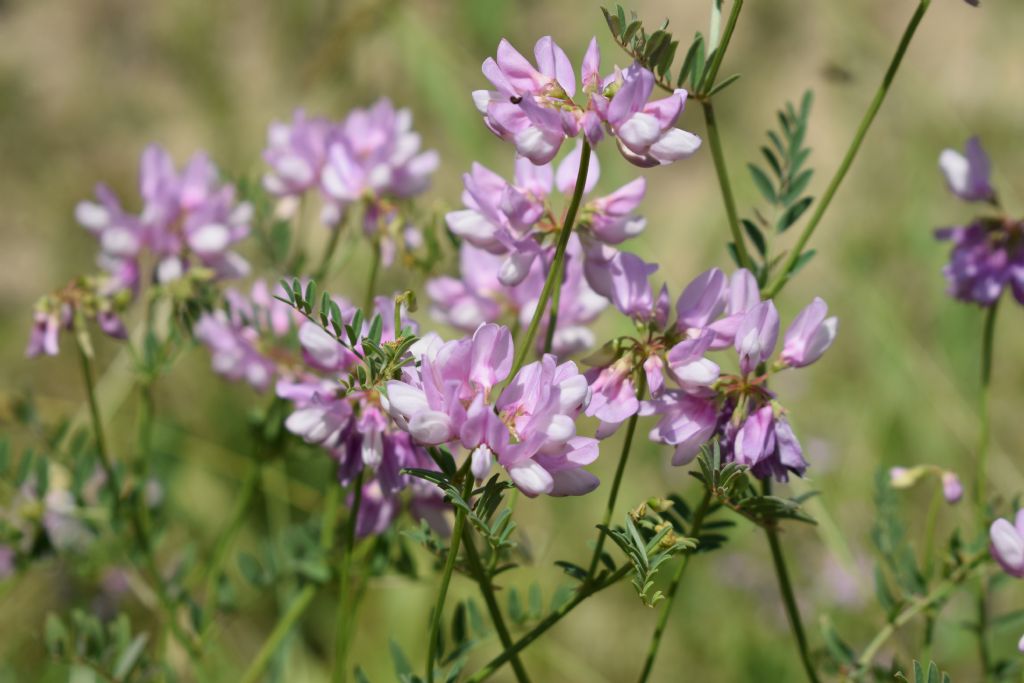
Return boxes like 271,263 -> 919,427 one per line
3,0 -> 1024,680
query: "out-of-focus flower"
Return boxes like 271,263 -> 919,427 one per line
426,235 -> 606,356
263,110 -> 335,197
26,276 -> 129,359
77,144 -> 253,290
385,323 -> 599,497
474,36 -> 700,167
194,280 -> 301,391
934,220 -> 1024,306
990,510 -> 1024,578
939,137 -> 994,203
941,471 -> 964,504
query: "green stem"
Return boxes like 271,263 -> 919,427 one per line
507,142 -> 591,382
698,0 -> 744,95
542,271 -> 562,355
238,478 -> 344,683
464,565 -> 632,683
586,377 -> 646,581
239,584 -> 318,683
975,301 -> 998,510
762,0 -> 932,298
460,523 -> 531,683
856,552 -> 988,671
976,576 -> 992,681
333,468 -> 366,683
426,473 -> 474,683
201,460 -> 262,634
75,335 -> 119,513
313,221 -> 345,282
363,241 -> 381,313
636,490 -> 713,683
921,487 -> 943,580
701,99 -> 753,271
765,523 -> 819,683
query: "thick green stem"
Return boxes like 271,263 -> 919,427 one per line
586,378 -> 646,581
762,0 -> 932,298
857,552 -> 987,671
702,100 -> 753,271
333,468 -> 366,683
507,142 -> 591,381
636,490 -> 713,683
765,523 -> 820,683
426,473 -> 474,683
75,336 -> 119,513
460,522 -> 531,683
464,564 -> 632,683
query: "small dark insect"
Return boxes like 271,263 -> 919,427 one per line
510,95 -> 523,104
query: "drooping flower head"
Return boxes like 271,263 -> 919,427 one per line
933,137 -> 1024,307
384,323 -> 600,497
475,37 -> 701,166
76,144 -> 253,290
26,275 -> 130,359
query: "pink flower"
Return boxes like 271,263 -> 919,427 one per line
475,36 -> 701,167
385,324 -> 600,497
780,297 -> 838,368
645,390 -> 718,466
990,510 -> 1024,578
735,300 -> 779,375
939,137 -> 994,203
263,109 -> 336,196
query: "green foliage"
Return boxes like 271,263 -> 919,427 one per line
737,91 -> 816,284
599,511 -> 698,607
44,611 -> 163,682
895,660 -> 952,683
602,5 -> 740,96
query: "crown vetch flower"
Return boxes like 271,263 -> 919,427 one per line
76,144 -> 253,289
26,276 -> 130,359
474,36 -> 701,166
780,297 -> 839,368
426,235 -> 606,356
263,109 -> 335,197
385,323 -> 600,497
934,220 -> 1024,306
991,510 -> 1024,578
939,137 -> 994,203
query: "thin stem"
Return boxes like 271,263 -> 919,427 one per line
761,479 -> 819,683
636,490 -> 713,683
586,377 -> 646,581
363,241 -> 381,313
201,460 -> 262,634
762,0 -> 932,298
698,0 -> 744,96
239,584 -> 318,683
238,478 -> 344,683
542,267 -> 562,355
75,335 -> 118,513
426,473 -> 474,683
921,487 -> 943,580
765,523 -> 820,683
975,301 -> 999,510
460,522 -> 531,683
702,100 -> 753,271
856,552 -> 987,670
313,222 -> 345,282
507,142 -> 591,382
333,468 -> 366,683
975,576 -> 992,681
465,564 -> 631,683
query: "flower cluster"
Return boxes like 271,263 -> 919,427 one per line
26,275 -> 130,358
76,145 -> 253,291
475,37 -> 701,166
446,141 -> 645,291
934,137 -> 1024,306
276,297 -> 445,536
426,234 -> 606,356
193,280 -> 301,391
263,101 -> 439,264
384,324 -> 599,497
582,262 -> 837,481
